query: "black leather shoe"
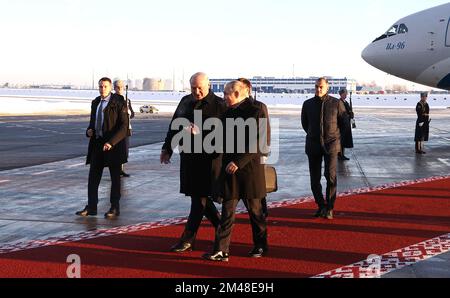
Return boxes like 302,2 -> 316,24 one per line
202,251 -> 229,262
325,209 -> 334,220
342,155 -> 350,160
314,207 -> 326,218
104,207 -> 120,219
120,171 -> 130,177
170,242 -> 193,253
249,247 -> 268,258
75,206 -> 97,216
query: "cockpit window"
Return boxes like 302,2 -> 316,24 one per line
386,25 -> 398,36
398,23 -> 408,34
372,23 -> 406,43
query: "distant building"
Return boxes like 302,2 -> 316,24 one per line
142,78 -> 173,91
142,78 -> 154,91
126,79 -> 135,90
210,77 -> 357,94
29,84 -> 74,90
359,86 -> 384,94
163,79 -> 173,91
135,79 -> 143,91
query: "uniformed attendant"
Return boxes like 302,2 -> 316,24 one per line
338,88 -> 354,161
415,92 -> 430,154
114,79 -> 135,177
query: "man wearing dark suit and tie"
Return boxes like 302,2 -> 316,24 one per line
76,77 -> 129,219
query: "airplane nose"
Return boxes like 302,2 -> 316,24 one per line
361,41 -> 398,78
361,42 -> 387,71
361,44 -> 374,65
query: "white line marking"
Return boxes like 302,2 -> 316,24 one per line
438,158 -> 450,167
65,163 -> 84,169
31,170 -> 56,176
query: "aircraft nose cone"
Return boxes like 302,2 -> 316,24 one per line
361,44 -> 375,66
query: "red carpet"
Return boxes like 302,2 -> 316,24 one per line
1,178 -> 449,278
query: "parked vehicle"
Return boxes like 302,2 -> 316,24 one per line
139,105 -> 159,114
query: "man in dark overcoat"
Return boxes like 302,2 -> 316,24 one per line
160,72 -> 227,252
76,77 -> 129,219
114,79 -> 135,177
237,78 -> 271,218
301,78 -> 348,220
203,80 -> 268,262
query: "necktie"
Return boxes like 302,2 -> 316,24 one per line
96,100 -> 104,138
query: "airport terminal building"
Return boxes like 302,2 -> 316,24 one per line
211,77 -> 357,94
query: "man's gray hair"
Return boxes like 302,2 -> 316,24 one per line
113,79 -> 124,88
190,72 -> 209,85
225,80 -> 246,93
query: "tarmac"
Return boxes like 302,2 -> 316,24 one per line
0,107 -> 449,278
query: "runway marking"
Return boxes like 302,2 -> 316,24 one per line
368,115 -> 450,145
3,122 -> 66,135
31,170 -> 55,176
0,180 -> 10,184
430,133 -> 450,140
438,158 -> 450,166
313,233 -> 450,278
65,163 -> 84,169
350,150 -> 371,188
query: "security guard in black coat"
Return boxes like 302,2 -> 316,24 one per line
76,77 -> 129,219
301,78 -> 348,220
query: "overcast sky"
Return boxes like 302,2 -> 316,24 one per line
0,0 -> 448,89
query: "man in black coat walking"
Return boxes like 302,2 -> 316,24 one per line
203,80 -> 268,262
301,78 -> 348,220
237,78 -> 271,218
76,77 -> 129,219
161,72 -> 227,253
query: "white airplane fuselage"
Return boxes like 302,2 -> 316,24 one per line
362,3 -> 450,90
